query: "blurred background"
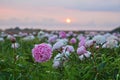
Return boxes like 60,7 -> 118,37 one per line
0,0 -> 120,31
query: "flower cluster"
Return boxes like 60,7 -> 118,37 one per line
77,37 -> 91,60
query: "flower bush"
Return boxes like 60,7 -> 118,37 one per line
0,31 -> 120,80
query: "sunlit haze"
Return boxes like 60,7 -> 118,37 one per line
66,18 -> 71,24
0,0 -> 120,31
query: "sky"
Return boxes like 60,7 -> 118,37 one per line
0,0 -> 120,31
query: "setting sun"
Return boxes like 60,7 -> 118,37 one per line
66,18 -> 71,23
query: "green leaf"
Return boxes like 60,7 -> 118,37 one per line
97,61 -> 106,72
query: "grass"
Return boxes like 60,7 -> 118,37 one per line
0,37 -> 120,80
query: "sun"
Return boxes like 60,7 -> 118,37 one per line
66,18 -> 71,23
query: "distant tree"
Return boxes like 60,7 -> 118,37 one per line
14,26 -> 21,30
111,26 -> 120,33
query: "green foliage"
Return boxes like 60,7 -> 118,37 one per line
0,38 -> 120,80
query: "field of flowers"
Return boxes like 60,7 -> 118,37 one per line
0,31 -> 120,80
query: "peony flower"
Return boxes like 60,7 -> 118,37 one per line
79,55 -> 84,60
44,33 -> 50,38
53,53 -> 63,62
92,35 -> 106,45
48,35 -> 58,43
103,33 -> 111,38
59,31 -> 66,38
84,51 -> 91,58
53,53 -> 63,69
102,44 -> 107,48
32,43 -> 52,62
85,40 -> 95,48
68,31 -> 73,35
53,51 -> 70,69
52,39 -> 68,51
78,36 -> 86,47
77,46 -> 87,55
13,34 -> 19,37
53,45 -> 74,69
18,32 -> 28,37
37,31 -> 45,38
78,51 -> 91,61
102,39 -> 118,49
106,35 -> 118,41
77,46 -> 91,61
70,38 -> 77,44
63,51 -> 70,59
23,35 -> 35,41
67,31 -> 73,37
63,45 -> 75,53
11,43 -> 20,49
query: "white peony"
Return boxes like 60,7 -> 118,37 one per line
37,31 -> 45,39
106,35 -> 118,41
79,55 -> 84,61
85,40 -> 94,47
63,45 -> 75,53
93,35 -> 106,45
84,51 -> 91,58
102,39 -> 118,49
103,33 -> 111,38
52,39 -> 68,51
53,53 -> 63,62
22,35 -> 35,41
63,51 -> 70,59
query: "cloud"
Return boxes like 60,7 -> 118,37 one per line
0,0 -> 120,12
66,0 -> 120,12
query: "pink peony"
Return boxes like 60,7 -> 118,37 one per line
32,43 -> 52,62
70,38 -> 77,44
77,46 -> 87,55
78,51 -> 91,60
59,31 -> 66,38
67,31 -> 73,37
78,36 -> 86,47
48,35 -> 58,43
77,47 -> 91,61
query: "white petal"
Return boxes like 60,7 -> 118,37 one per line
84,51 -> 91,58
79,55 -> 84,61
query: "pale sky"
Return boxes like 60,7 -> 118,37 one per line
0,0 -> 120,30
